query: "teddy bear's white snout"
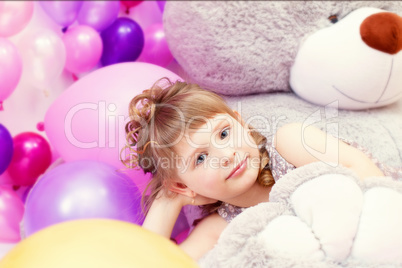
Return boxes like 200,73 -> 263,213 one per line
360,12 -> 402,55
290,8 -> 402,109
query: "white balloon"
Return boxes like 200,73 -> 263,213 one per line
0,242 -> 17,260
18,28 -> 66,89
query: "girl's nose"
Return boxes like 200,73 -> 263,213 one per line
360,12 -> 402,54
221,151 -> 236,167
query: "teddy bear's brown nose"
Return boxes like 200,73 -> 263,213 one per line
360,12 -> 402,54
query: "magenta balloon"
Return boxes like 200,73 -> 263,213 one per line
0,186 -> 24,242
63,25 -> 103,74
174,228 -> 190,244
14,185 -> 31,204
44,62 -> 181,191
7,132 -> 52,187
120,1 -> 143,9
139,23 -> 173,67
0,1 -> 34,37
40,1 -> 83,27
0,38 -> 22,103
77,1 -> 120,32
23,160 -> 143,236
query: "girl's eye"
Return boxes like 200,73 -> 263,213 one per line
220,127 -> 230,139
196,153 -> 207,165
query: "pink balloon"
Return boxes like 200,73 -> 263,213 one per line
0,1 -> 34,37
44,62 -> 182,190
0,186 -> 24,243
40,1 -> 83,28
138,24 -> 173,67
7,132 -> 52,187
63,25 -> 103,74
0,38 -> 22,104
0,172 -> 13,186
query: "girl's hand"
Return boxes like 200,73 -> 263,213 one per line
142,189 -> 184,238
143,188 -> 217,239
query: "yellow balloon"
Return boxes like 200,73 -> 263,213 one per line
0,219 -> 198,268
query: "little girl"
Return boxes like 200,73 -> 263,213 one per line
124,78 -> 385,260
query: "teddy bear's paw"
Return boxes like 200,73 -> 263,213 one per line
351,187 -> 402,262
291,173 -> 364,261
258,215 -> 325,261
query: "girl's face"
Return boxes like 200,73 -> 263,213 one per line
173,113 -> 261,204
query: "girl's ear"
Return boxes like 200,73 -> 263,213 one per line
169,181 -> 195,198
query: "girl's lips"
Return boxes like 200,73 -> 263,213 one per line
226,156 -> 248,180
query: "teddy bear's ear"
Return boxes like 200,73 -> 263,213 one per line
360,12 -> 402,54
290,7 -> 402,110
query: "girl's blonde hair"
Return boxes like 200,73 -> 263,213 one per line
123,78 -> 274,215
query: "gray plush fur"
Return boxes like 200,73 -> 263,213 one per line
198,162 -> 402,267
164,1 -> 402,95
224,93 -> 402,170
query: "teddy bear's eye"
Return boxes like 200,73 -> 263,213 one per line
328,15 -> 338,24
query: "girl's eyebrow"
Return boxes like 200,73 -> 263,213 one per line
184,119 -> 228,160
211,118 -> 228,135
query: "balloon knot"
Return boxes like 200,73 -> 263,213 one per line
62,27 -> 68,33
37,122 -> 45,132
125,8 -> 130,14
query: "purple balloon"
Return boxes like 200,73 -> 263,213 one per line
77,1 -> 120,32
156,0 -> 166,13
0,124 -> 13,175
0,186 -> 24,242
100,17 -> 144,66
40,1 -> 83,27
171,209 -> 190,239
23,160 -> 143,236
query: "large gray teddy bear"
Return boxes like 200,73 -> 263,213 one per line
163,1 -> 402,266
164,1 -> 402,109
